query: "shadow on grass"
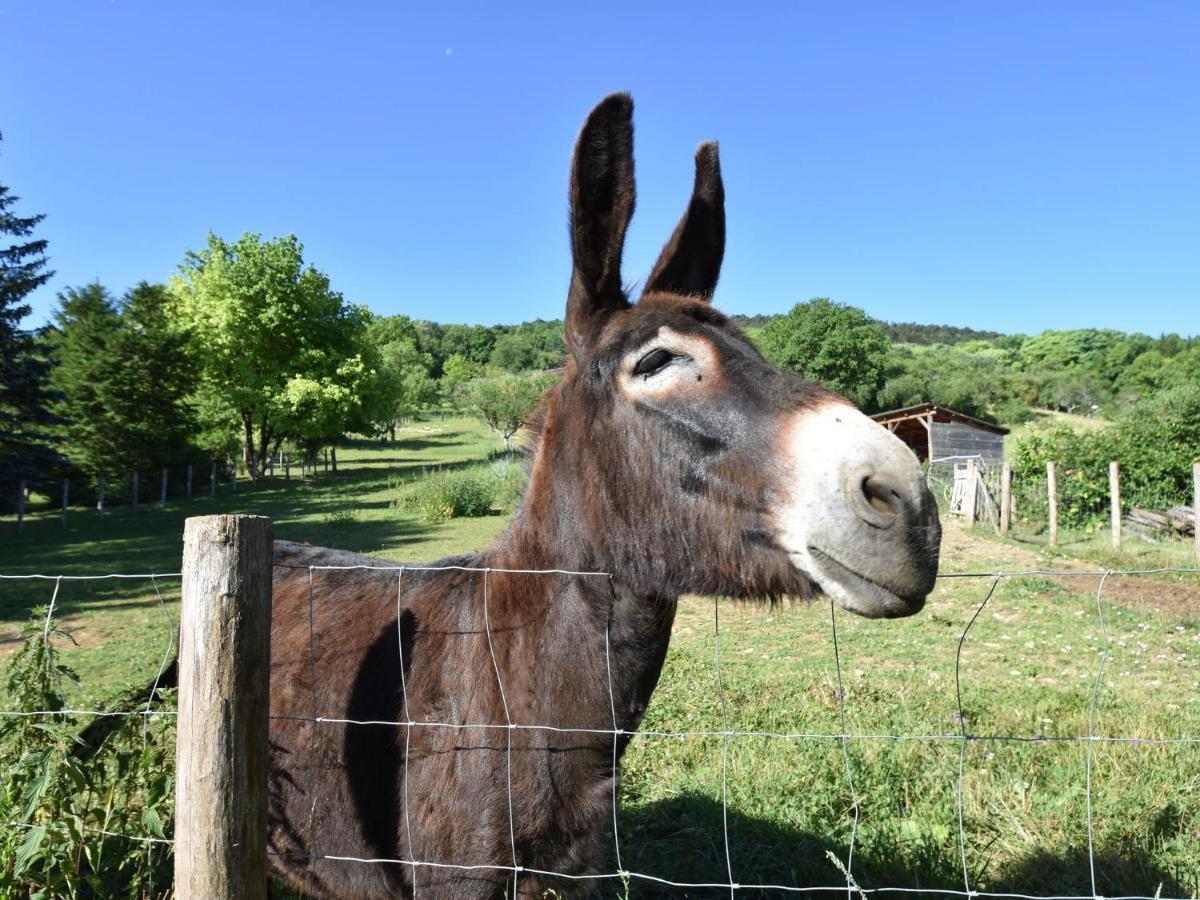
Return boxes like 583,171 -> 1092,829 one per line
619,793 -> 1191,898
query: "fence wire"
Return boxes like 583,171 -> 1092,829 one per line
2,564 -> 1198,898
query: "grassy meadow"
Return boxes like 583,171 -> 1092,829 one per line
2,417 -> 1198,897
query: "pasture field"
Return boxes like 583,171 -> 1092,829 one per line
2,418 -> 1198,897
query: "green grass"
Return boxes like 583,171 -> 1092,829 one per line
0,417 -> 511,707
2,419 -> 1198,897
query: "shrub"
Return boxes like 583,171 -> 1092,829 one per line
1010,384 -> 1200,530
0,609 -> 175,896
404,468 -> 498,521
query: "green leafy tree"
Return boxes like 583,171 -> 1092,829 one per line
464,371 -> 556,450
362,315 -> 437,440
0,133 -> 59,499
170,232 -> 368,479
440,353 -> 482,408
758,298 -> 890,410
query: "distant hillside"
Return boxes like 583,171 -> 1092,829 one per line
882,321 -> 1004,345
731,314 -> 1002,345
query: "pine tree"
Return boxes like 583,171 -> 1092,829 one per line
0,131 -> 60,504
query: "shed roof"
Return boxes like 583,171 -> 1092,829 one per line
870,403 -> 1010,435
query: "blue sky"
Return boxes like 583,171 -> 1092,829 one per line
2,1 -> 1196,336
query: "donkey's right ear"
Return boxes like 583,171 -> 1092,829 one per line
565,93 -> 635,359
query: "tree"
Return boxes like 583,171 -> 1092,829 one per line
170,233 -> 368,479
362,315 -> 437,440
47,283 -> 122,473
758,298 -> 890,410
464,371 -> 556,450
47,282 -> 200,476
0,132 -> 59,499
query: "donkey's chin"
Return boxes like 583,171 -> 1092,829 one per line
800,546 -> 927,619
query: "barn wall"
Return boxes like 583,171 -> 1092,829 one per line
931,421 -> 1005,468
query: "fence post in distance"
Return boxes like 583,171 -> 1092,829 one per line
1046,461 -> 1058,548
1109,461 -> 1121,551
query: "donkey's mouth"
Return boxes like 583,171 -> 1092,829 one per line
805,546 -> 927,619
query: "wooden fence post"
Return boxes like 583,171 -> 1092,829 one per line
965,458 -> 978,528
999,462 -> 1012,537
176,514 -> 272,900
132,472 -> 139,512
1194,462 -> 1199,565
187,464 -> 194,500
160,467 -> 168,509
1109,461 -> 1121,551
16,480 -> 25,533
285,456 -> 290,483
97,474 -> 106,515
1046,461 -> 1058,548
61,479 -> 69,525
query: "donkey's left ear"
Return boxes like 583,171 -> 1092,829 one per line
643,141 -> 725,301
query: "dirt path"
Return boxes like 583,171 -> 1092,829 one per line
940,519 -> 1200,620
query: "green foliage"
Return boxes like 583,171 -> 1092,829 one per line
464,371 -> 556,449
361,315 -> 438,438
0,609 -> 174,896
48,282 -> 199,476
0,133 -> 60,497
882,321 -> 1002,344
170,232 -> 370,478
401,464 -> 514,521
1011,384 -> 1200,529
758,298 -> 890,410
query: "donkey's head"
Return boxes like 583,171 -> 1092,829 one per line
522,94 -> 940,618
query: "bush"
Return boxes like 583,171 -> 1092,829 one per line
0,609 -> 175,896
401,461 -> 529,523
1010,384 -> 1200,530
404,468 -> 498,521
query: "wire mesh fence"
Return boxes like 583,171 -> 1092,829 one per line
2,562 -> 1199,898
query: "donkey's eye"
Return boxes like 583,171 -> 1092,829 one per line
633,348 -> 677,378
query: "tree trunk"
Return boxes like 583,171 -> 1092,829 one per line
242,411 -> 260,481
256,421 -> 272,481
330,446 -> 338,474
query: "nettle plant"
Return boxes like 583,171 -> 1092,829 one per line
0,609 -> 175,898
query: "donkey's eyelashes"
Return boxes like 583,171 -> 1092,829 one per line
633,348 -> 681,379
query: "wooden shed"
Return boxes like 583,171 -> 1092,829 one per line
870,403 -> 1009,468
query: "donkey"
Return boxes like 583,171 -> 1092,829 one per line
264,93 -> 941,898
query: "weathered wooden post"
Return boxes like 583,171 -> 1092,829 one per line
16,480 -> 26,533
1046,461 -> 1058,548
964,458 -> 978,528
176,514 -> 272,900
61,479 -> 69,525
187,464 -> 194,500
999,462 -> 1012,537
160,467 -> 168,509
1194,462 -> 1199,565
97,474 -> 106,515
132,471 -> 139,512
1109,461 -> 1121,550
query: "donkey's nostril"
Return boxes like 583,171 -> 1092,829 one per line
843,467 -> 903,529
863,476 -> 900,515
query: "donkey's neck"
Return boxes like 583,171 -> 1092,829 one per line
482,517 -> 678,742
